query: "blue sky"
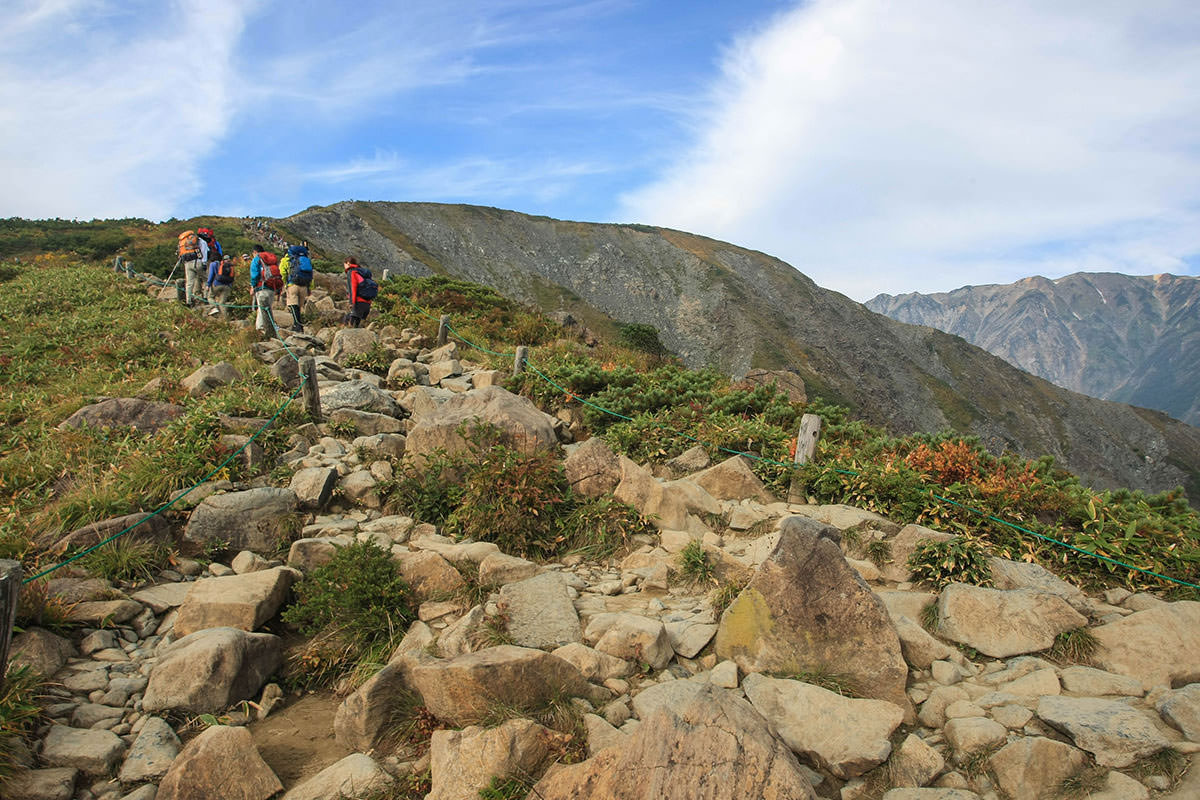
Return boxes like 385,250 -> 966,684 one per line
3,0 -> 1200,299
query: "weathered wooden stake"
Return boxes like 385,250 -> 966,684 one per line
113,255 -> 124,272
0,560 -> 20,682
788,413 -> 822,505
299,357 -> 322,423
793,413 -> 822,466
381,269 -> 391,282
436,315 -> 451,346
125,262 -> 134,279
513,346 -> 529,377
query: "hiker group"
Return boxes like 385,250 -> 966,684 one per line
175,228 -> 379,338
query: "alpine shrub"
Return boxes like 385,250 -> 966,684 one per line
907,537 -> 993,590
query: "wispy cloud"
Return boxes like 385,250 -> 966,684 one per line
304,150 -> 610,205
0,0 -> 253,219
616,0 -> 1200,299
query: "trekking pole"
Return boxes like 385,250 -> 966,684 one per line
164,258 -> 180,287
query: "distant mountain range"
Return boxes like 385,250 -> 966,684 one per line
282,201 -> 1200,500
866,273 -> 1200,427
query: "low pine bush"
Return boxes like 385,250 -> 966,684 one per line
907,538 -> 993,590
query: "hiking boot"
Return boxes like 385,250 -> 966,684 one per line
291,324 -> 303,333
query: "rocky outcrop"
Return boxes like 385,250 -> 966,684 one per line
405,385 -> 559,463
714,515 -> 911,713
1090,601 -> 1200,690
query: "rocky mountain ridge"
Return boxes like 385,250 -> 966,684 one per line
866,272 -> 1200,427
281,201 -> 1200,501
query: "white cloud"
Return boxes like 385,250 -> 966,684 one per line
616,0 -> 1200,300
0,0 -> 253,220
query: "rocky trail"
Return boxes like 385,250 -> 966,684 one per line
5,269 -> 1200,800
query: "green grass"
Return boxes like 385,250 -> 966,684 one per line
864,539 -> 892,568
676,540 -> 715,586
0,666 -> 47,783
920,601 -> 940,632
1057,767 -> 1108,800
780,667 -> 859,698
1048,627 -> 1100,665
1127,748 -> 1188,788
80,538 -> 171,584
0,257 -> 297,569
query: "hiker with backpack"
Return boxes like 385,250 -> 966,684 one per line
343,257 -> 378,327
197,228 -> 223,305
285,243 -> 314,333
249,245 -> 283,337
207,254 -> 236,317
176,229 -> 207,306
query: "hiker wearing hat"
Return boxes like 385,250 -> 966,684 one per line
342,257 -> 378,327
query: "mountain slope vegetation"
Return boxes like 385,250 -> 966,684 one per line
282,201 -> 1200,501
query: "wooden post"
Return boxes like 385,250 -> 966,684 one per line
299,357 -> 322,423
788,414 -> 822,505
513,346 -> 529,377
381,269 -> 391,282
125,262 -> 134,279
436,315 -> 450,346
113,255 -> 124,272
793,414 -> 822,466
0,560 -> 20,682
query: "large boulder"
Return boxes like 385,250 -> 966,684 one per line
1036,695 -> 1170,767
281,754 -> 392,800
173,567 -> 297,637
183,488 -> 298,552
404,386 -> 559,464
498,572 -> 582,649
142,628 -> 282,714
410,645 -> 589,726
329,328 -> 380,363
58,397 -> 183,433
715,515 -> 912,713
1091,601 -> 1200,690
9,628 -> 76,676
742,673 -> 905,778
320,379 -> 402,417
613,457 -> 688,530
156,726 -> 281,800
181,362 -> 241,398
690,455 -> 775,503
987,737 -> 1089,800
428,720 -> 567,800
529,685 -> 818,799
564,437 -> 622,498
334,658 -> 423,752
42,509 -> 172,552
935,584 -> 1088,659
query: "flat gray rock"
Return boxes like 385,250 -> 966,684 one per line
1037,695 -> 1169,767
499,572 -> 581,649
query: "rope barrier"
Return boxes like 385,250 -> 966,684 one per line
396,289 -> 1200,591
24,279 -> 308,585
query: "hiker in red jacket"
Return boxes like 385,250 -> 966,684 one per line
342,257 -> 377,327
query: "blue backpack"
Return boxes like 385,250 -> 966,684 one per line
287,245 -> 313,286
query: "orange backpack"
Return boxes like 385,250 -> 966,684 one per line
178,230 -> 200,259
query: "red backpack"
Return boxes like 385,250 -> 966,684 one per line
259,252 -> 283,291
